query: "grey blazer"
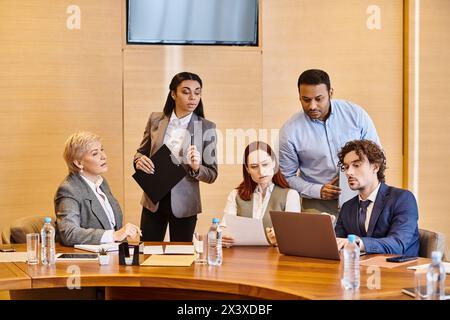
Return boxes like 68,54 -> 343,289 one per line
54,173 -> 123,246
134,112 -> 218,218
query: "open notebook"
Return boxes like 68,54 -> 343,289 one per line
74,243 -> 119,253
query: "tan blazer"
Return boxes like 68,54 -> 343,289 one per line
134,112 -> 218,218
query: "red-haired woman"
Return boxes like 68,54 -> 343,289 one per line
222,141 -> 300,246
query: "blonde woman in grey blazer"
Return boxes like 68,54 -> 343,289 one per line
55,132 -> 141,246
134,72 -> 218,242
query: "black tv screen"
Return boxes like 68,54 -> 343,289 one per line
127,0 -> 259,45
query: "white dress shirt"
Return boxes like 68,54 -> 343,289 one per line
81,175 -> 116,243
358,183 -> 381,232
222,183 -> 301,226
163,111 -> 192,161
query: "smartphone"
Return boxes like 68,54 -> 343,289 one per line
386,255 -> 417,263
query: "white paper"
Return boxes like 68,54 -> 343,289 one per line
164,245 -> 195,254
407,262 -> 450,274
143,245 -> 164,255
74,243 -> 119,253
338,170 -> 358,208
0,252 -> 28,262
223,214 -> 269,246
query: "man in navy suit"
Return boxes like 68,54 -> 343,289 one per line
335,140 -> 419,256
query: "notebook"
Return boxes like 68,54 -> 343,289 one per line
132,144 -> 187,203
74,243 -> 119,253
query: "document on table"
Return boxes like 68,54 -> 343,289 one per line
0,252 -> 28,262
143,245 -> 194,255
223,214 -> 269,246
143,245 -> 164,255
164,245 -> 195,254
140,254 -> 196,267
359,255 -> 417,269
407,262 -> 450,273
74,243 -> 119,253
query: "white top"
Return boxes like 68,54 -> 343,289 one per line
80,175 -> 115,243
163,111 -> 192,161
222,183 -> 301,226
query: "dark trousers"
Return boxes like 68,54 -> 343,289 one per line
140,192 -> 197,242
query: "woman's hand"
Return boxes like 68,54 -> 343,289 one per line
135,155 -> 155,174
266,227 -> 278,246
187,145 -> 201,172
113,223 -> 142,242
222,233 -> 235,248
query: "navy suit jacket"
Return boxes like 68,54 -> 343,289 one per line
335,183 -> 419,256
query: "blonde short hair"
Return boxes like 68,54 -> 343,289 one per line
63,131 -> 102,174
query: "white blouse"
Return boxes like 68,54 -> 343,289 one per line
222,183 -> 301,226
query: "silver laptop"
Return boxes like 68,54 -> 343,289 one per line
270,211 -> 340,260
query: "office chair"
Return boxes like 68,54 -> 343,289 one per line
418,228 -> 447,260
1,215 -> 50,244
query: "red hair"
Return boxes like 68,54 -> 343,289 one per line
236,141 -> 290,201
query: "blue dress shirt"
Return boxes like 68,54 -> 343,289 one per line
279,99 -> 380,200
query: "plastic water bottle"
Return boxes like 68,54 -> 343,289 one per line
426,251 -> 446,300
207,218 -> 222,266
342,234 -> 360,290
40,217 -> 56,265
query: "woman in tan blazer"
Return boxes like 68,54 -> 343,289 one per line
134,72 -> 218,242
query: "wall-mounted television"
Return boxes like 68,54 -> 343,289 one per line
127,0 -> 259,46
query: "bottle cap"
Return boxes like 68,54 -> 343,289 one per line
44,217 -> 52,223
347,234 -> 356,243
431,251 -> 442,262
212,218 -> 220,223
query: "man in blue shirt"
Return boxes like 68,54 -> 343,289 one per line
279,69 -> 380,216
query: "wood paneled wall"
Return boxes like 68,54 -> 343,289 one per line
262,0 -> 404,186
0,0 -> 123,239
415,0 -> 450,254
1,0 -> 448,252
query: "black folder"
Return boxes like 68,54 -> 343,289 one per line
132,144 -> 187,203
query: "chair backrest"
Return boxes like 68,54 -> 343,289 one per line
1,216 -> 52,244
418,228 -> 447,259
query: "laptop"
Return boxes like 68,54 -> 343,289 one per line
270,211 -> 340,260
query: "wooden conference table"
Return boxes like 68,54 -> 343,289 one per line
0,243 -> 442,300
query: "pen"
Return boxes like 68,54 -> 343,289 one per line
190,133 -> 194,146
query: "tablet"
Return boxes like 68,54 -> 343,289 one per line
56,253 -> 99,261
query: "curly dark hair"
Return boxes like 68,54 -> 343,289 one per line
337,140 -> 386,183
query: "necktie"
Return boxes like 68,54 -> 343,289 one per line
358,200 -> 371,236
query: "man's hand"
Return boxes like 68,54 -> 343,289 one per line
320,176 -> 341,200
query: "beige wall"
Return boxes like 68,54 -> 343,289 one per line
414,0 -> 450,253
1,0 -> 448,253
262,0 -> 404,186
0,0 -> 123,239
